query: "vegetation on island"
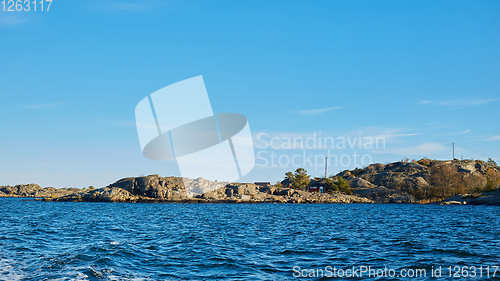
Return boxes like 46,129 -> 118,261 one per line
2,158 -> 499,205
281,168 -> 353,195
398,158 -> 500,200
280,157 -> 500,203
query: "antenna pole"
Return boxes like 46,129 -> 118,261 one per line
453,142 -> 455,160
325,156 -> 328,178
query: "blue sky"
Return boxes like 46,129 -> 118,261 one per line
0,0 -> 499,188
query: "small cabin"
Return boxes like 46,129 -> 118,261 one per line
254,182 -> 271,187
308,186 -> 325,193
307,180 -> 326,193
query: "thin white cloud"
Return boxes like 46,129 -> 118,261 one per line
104,118 -> 158,130
102,118 -> 137,128
0,14 -> 29,26
252,131 -> 312,150
252,127 -> 422,150
340,128 -> 422,145
461,129 -> 471,134
485,136 -> 500,141
88,0 -> 167,12
296,106 -> 344,115
108,2 -> 152,11
371,142 -> 447,156
23,102 -> 70,109
419,98 -> 499,107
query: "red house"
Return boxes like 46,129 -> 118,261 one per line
308,186 -> 325,193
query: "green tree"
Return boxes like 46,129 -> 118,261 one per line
325,178 -> 339,193
294,168 -> 309,180
292,168 -> 310,190
89,186 -> 95,190
337,177 -> 352,195
488,158 -> 497,166
284,171 -> 295,181
484,168 -> 500,191
324,177 -> 352,195
281,171 -> 295,188
485,178 -> 496,192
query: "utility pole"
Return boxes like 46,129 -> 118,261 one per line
325,156 -> 328,178
453,142 -> 455,160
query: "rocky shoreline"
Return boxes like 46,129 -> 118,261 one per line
1,159 -> 499,205
46,179 -> 374,204
341,159 -> 500,205
0,176 -> 373,204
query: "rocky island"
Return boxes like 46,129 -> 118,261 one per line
1,159 -> 499,205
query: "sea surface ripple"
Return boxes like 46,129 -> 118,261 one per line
0,198 -> 499,280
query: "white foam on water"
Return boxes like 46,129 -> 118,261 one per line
108,277 -> 148,281
0,258 -> 26,281
44,265 -> 93,281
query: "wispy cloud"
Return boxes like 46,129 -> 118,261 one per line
23,102 -> 70,109
252,131 -> 312,150
419,98 -> 499,108
100,118 -> 162,130
340,128 -> 422,145
108,2 -> 154,11
371,142 -> 447,156
252,127 -> 422,150
296,106 -> 344,115
485,136 -> 500,141
88,0 -> 167,12
461,129 -> 471,134
0,14 -> 29,26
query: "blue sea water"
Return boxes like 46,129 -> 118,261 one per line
0,198 -> 499,280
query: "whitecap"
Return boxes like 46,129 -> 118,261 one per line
0,258 -> 25,281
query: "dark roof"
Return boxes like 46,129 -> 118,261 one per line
254,182 -> 271,185
308,180 -> 326,187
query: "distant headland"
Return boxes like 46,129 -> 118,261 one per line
1,159 -> 499,205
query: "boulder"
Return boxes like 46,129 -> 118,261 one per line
348,177 -> 375,189
108,175 -> 188,199
441,201 -> 465,205
202,186 -> 228,200
338,170 -> 353,178
354,186 -> 416,203
475,160 -> 490,174
227,183 -> 259,195
273,188 -> 294,196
